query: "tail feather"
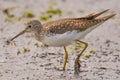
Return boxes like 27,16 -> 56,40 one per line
97,14 -> 116,22
83,9 -> 110,19
73,9 -> 110,20
84,14 -> 116,29
89,9 -> 109,19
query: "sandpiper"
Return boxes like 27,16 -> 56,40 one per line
10,9 -> 115,71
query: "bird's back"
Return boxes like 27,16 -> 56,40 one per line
42,13 -> 115,34
40,10 -> 116,46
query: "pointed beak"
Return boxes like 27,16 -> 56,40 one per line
10,27 -> 29,41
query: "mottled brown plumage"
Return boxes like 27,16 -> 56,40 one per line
10,9 -> 116,71
42,10 -> 115,34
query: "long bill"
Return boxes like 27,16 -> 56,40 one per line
10,27 -> 29,41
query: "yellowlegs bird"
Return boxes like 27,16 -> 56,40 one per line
10,9 -> 115,71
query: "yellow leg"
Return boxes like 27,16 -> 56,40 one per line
63,46 -> 68,71
74,40 -> 88,73
76,40 -> 88,60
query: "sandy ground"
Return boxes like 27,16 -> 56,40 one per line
0,0 -> 120,80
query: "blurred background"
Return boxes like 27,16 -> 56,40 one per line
0,0 -> 120,80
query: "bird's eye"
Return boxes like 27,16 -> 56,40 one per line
28,25 -> 32,28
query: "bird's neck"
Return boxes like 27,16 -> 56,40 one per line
34,29 -> 45,41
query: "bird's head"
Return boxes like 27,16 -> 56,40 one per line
10,20 -> 42,41
27,20 -> 42,32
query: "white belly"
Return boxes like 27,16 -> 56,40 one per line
41,26 -> 97,47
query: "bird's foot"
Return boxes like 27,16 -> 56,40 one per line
74,57 -> 81,74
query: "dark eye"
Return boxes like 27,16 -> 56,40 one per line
28,25 -> 32,28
